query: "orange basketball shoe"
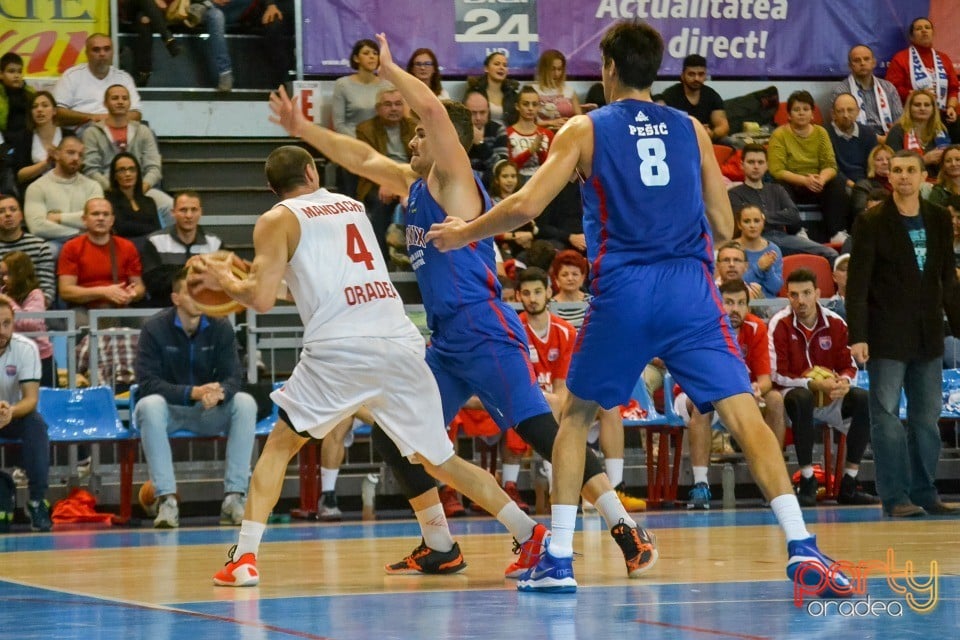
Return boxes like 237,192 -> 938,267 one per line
213,545 -> 260,587
504,523 -> 549,578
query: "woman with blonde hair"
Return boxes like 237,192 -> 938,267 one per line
928,144 -> 960,206
851,143 -> 894,214
532,50 -> 581,130
886,89 -> 951,176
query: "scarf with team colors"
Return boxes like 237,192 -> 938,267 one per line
909,45 -> 949,110
849,76 -> 894,132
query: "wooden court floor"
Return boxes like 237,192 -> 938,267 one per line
0,506 -> 957,639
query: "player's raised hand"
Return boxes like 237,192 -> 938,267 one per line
375,33 -> 394,69
268,85 -> 306,138
426,216 -> 470,252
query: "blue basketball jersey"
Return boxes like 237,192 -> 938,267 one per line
583,101 -> 714,287
406,175 -> 507,338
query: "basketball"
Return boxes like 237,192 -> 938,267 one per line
803,366 -> 836,407
188,251 -> 251,317
138,480 -> 157,512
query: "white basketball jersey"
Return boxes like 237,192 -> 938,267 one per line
280,189 -> 420,344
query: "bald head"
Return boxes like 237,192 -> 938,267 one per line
832,93 -> 859,132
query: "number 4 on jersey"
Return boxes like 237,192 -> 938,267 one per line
346,223 -> 375,270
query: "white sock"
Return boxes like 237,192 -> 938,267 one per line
549,504 -> 579,558
320,467 -> 340,493
845,468 -> 857,478
800,466 -> 814,479
692,465 -> 709,485
235,520 -> 267,558
605,458 -> 625,488
501,463 -> 521,485
495,501 -> 535,542
770,494 -> 812,542
415,502 -> 455,552
595,490 -> 636,530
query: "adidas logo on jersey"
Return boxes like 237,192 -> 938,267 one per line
635,111 -> 650,123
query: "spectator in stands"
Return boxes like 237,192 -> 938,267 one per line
736,205 -> 783,299
517,266 -> 644,511
332,38 -> 389,197
0,194 -> 55,305
464,91 -> 508,187
187,0 -> 295,91
885,16 -> 959,141
729,144 -> 838,260
847,150 -> 960,517
82,85 -> 172,225
506,86 -> 553,181
119,0 -> 182,87
491,161 -> 535,260
54,34 -> 142,129
657,54 -> 729,143
851,144 -> 894,215
831,45 -> 902,140
928,144 -> 960,207
355,87 -> 415,256
715,240 -> 756,295
406,48 -> 447,99
828,93 -> 878,187
768,90 -> 850,244
57,197 -> 144,312
134,267 -> 256,528
532,50 -> 581,130
537,181 -> 584,253
1,53 -> 34,194
679,279 -> 785,509
141,191 -> 222,303
13,92 -> 70,190
825,253 -> 849,320
1,252 -> 53,387
106,153 -> 161,254
548,249 -> 591,327
464,52 -> 519,127
23,135 -> 103,257
0,296 -> 51,531
886,89 -> 951,177
769,268 -> 875,507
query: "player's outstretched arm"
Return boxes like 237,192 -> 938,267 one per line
268,85 -> 414,198
694,116 -> 733,244
374,33 -> 478,218
426,116 -> 589,251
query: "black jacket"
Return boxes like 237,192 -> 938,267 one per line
135,306 -> 242,406
846,198 -> 960,360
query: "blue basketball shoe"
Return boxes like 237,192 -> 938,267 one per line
517,545 -> 577,593
786,535 -> 852,598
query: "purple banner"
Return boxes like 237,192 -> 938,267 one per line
303,0 -> 932,78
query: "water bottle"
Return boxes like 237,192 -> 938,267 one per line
722,463 -> 736,509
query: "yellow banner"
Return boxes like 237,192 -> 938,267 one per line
0,0 -> 111,78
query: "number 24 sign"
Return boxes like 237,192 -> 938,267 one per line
454,0 -> 539,52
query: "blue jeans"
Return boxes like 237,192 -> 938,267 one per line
866,357 -> 943,512
136,393 -> 257,496
2,412 -> 49,502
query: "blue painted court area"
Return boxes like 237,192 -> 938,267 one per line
1,576 -> 956,640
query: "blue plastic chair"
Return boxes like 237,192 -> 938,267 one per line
622,372 -> 684,507
254,381 -> 286,436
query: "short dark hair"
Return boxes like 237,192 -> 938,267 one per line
599,20 -> 663,92
682,54 -> 707,70
174,190 -> 201,207
741,143 -> 767,159
786,267 -> 818,287
172,266 -> 190,294
866,188 -> 889,204
718,278 -> 750,301
891,149 -> 925,170
442,101 -> 475,151
349,39 -> 379,70
265,145 -> 315,196
0,52 -> 23,72
847,44 -> 873,63
517,266 -> 549,289
103,83 -> 129,102
786,90 -> 816,112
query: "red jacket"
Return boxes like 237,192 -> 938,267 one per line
768,304 -> 857,390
